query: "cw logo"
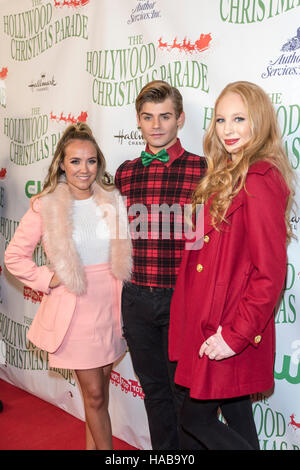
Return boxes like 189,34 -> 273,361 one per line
25,180 -> 42,198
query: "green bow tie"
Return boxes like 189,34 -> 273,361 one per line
141,148 -> 169,167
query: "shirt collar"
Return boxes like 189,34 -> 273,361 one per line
144,139 -> 184,167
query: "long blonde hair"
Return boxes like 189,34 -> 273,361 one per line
192,81 -> 295,242
34,122 -> 113,202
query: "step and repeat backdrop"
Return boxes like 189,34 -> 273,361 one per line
0,0 -> 300,450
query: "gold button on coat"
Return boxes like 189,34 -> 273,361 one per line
254,335 -> 262,344
204,235 -> 210,243
196,264 -> 203,272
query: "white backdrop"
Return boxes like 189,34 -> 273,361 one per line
0,0 -> 300,450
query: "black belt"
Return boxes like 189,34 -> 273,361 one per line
125,282 -> 174,293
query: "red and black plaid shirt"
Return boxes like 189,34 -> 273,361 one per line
115,139 -> 207,287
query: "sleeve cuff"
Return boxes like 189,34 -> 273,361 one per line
221,322 -> 262,355
36,266 -> 55,294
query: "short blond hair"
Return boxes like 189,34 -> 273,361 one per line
136,80 -> 183,118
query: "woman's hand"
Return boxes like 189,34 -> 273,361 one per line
49,272 -> 61,289
199,326 -> 236,361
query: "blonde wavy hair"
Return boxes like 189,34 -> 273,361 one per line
33,122 -> 113,203
192,81 -> 295,242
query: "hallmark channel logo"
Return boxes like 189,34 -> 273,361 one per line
114,129 -> 144,146
28,73 -> 57,92
262,27 -> 300,79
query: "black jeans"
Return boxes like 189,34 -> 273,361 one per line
122,282 -> 197,450
181,392 -> 260,450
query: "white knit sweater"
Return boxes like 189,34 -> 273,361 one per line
72,196 -> 110,265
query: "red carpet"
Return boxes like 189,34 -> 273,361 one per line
0,378 -> 137,450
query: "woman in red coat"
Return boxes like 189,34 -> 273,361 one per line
169,81 -> 295,450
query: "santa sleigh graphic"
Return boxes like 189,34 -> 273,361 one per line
158,33 -> 212,54
50,111 -> 88,124
54,0 -> 90,7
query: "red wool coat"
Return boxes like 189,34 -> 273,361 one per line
169,161 -> 289,400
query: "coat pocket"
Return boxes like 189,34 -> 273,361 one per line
37,288 -> 64,331
206,282 -> 227,333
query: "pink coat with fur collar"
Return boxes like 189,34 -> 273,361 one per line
5,182 -> 132,353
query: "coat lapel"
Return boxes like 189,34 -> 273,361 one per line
203,190 -> 244,236
92,184 -> 132,282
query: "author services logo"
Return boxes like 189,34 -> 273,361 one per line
262,27 -> 300,79
127,0 -> 161,25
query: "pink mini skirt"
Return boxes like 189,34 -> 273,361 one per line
48,263 -> 127,370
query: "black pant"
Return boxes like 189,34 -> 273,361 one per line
122,282 -> 198,450
181,392 -> 260,450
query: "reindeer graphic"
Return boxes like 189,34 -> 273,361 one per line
0,168 -> 7,179
158,37 -> 168,50
288,414 -> 300,430
0,67 -> 8,80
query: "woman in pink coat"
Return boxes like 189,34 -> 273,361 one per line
5,123 -> 132,450
169,81 -> 295,450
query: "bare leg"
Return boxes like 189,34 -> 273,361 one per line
76,364 -> 113,450
85,422 -> 96,450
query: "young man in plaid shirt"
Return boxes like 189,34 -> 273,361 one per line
115,81 -> 206,450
